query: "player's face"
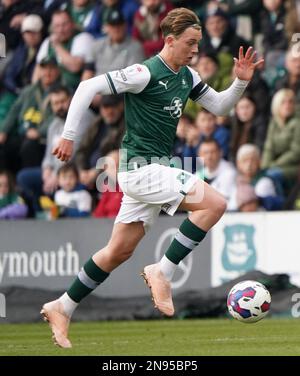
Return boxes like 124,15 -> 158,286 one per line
172,27 -> 202,66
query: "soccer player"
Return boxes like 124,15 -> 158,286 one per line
41,8 -> 263,348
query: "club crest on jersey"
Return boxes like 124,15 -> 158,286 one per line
182,78 -> 188,88
164,97 -> 183,118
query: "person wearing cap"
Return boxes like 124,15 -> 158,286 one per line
35,9 -> 94,90
83,8 -> 144,81
100,0 -> 139,35
0,55 -> 61,172
41,8 -> 263,348
75,94 -> 125,188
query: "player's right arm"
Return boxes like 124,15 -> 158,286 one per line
53,64 -> 151,162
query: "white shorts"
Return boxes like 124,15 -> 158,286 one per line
115,163 -> 199,231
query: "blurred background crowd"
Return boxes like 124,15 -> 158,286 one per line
0,0 -> 300,220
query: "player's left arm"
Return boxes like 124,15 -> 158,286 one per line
189,46 -> 264,116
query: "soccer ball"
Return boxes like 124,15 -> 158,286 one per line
227,280 -> 271,323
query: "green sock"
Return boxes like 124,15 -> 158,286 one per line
165,218 -> 207,265
67,258 -> 109,303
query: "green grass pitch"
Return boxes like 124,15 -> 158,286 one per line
0,318 -> 299,356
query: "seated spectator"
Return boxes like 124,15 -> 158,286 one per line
230,95 -> 268,160
17,85 -> 95,215
195,138 -> 236,201
183,109 -> 230,167
75,94 -> 125,189
55,163 -> 92,217
93,150 -> 123,218
0,0 -> 43,71
184,52 -> 232,118
172,114 -> 193,164
260,0 -> 288,72
274,49 -> 300,110
132,0 -> 173,58
228,144 -> 284,211
199,7 -> 249,79
35,10 -> 94,90
285,0 -> 300,43
194,52 -> 232,92
214,0 -> 263,41
65,0 -> 102,38
83,8 -> 144,81
100,0 -> 139,35
262,88 -> 300,185
0,170 -> 27,219
0,57 -> 61,172
0,14 -> 44,128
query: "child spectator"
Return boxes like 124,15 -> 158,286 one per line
55,163 -> 92,217
0,170 -> 27,219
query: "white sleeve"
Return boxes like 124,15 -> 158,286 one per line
187,66 -> 202,88
71,32 -> 95,59
105,64 -> 151,94
62,64 -> 150,141
188,66 -> 249,116
36,38 -> 50,63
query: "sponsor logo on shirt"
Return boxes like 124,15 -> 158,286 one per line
163,97 -> 183,118
158,80 -> 168,90
118,69 -> 127,82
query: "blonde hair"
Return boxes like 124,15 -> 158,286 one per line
160,8 -> 201,38
271,88 -> 295,125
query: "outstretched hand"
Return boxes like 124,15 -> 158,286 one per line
52,138 -> 74,162
234,46 -> 264,82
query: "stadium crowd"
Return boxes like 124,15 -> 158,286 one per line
0,0 -> 300,219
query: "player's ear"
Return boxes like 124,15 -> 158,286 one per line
165,34 -> 175,47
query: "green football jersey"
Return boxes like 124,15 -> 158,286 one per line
105,55 -> 209,171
